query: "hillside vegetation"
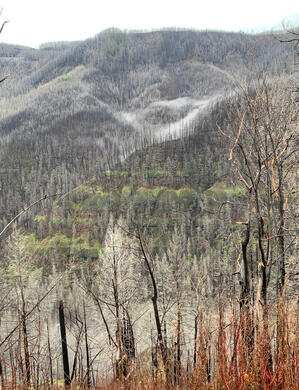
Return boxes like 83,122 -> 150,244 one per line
0,29 -> 293,230
0,28 -> 297,389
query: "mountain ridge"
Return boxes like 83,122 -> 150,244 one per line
0,28 -> 294,232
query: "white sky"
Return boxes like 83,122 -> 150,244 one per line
0,0 -> 298,48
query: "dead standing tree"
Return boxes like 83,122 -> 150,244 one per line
135,226 -> 172,388
81,222 -> 137,382
222,76 -> 297,361
59,301 -> 71,387
278,30 -> 299,100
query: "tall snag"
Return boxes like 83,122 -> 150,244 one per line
59,300 -> 71,387
136,227 -> 171,388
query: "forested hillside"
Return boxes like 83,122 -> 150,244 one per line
0,28 -> 297,389
0,29 -> 293,231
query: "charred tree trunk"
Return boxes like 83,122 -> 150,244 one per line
47,321 -> 54,386
137,227 -> 171,388
277,166 -> 286,297
59,300 -> 71,387
0,357 -> 4,389
20,289 -> 30,389
193,314 -> 198,369
83,300 -> 91,389
174,309 -> 181,386
151,327 -> 157,383
240,219 -> 251,308
22,314 -> 30,388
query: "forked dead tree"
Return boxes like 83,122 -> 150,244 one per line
222,75 -> 297,374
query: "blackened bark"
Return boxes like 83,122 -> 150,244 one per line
83,300 -> 91,389
22,314 -> 30,388
193,314 -> 198,368
241,220 -> 250,307
0,357 -> 4,389
47,321 -> 53,386
20,289 -> 31,389
59,300 -> 71,387
137,227 -> 170,387
240,191 -> 252,310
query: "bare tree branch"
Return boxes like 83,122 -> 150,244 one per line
0,193 -> 63,239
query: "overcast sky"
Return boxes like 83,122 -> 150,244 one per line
0,0 -> 298,48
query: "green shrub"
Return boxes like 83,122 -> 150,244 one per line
34,215 -> 47,223
121,185 -> 132,198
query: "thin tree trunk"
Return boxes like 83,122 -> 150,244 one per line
83,300 -> 91,389
137,227 -> 171,388
0,357 -> 4,390
59,300 -> 71,387
46,321 -> 53,386
17,325 -> 24,384
175,309 -> 181,385
71,323 -> 83,381
151,326 -> 157,384
21,292 -> 30,388
9,345 -> 16,390
240,191 -> 251,309
36,307 -> 41,390
193,314 -> 198,369
113,279 -> 123,380
277,166 -> 286,296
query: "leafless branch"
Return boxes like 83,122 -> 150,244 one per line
0,193 -> 64,238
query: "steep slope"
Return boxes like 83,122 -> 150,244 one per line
0,29 -> 293,232
0,32 -> 296,386
9,95 -> 245,301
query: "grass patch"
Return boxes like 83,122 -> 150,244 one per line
56,76 -> 72,83
204,181 -> 246,202
0,168 -> 18,173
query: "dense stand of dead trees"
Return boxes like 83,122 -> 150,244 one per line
0,214 -> 296,389
0,17 -> 297,389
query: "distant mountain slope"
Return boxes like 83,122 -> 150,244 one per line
15,101 -> 238,295
0,29 -> 294,231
